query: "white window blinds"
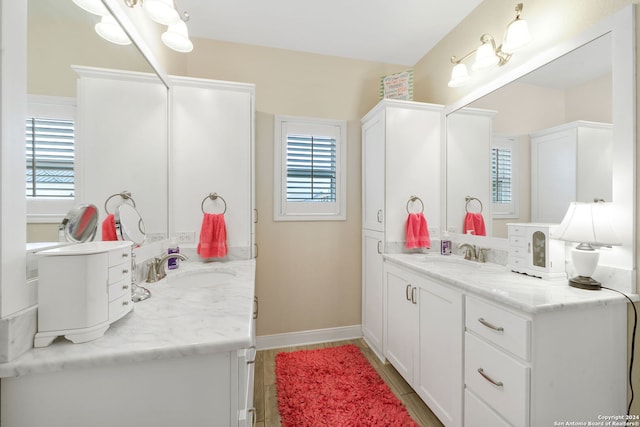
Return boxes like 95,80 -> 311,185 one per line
491,147 -> 512,204
286,134 -> 337,203
25,117 -> 75,198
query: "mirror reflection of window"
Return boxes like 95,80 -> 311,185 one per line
491,135 -> 519,219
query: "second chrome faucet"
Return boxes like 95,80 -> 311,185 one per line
146,253 -> 189,283
457,243 -> 488,263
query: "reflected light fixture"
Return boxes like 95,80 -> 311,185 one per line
553,201 -> 621,291
72,0 -> 193,53
95,14 -> 132,45
448,3 -> 532,87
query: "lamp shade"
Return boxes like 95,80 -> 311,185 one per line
72,0 -> 108,16
161,21 -> 193,52
143,0 -> 181,25
448,63 -> 470,87
95,15 -> 132,46
553,202 -> 620,246
472,42 -> 499,71
502,18 -> 532,53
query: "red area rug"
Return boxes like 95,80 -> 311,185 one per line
275,344 -> 419,426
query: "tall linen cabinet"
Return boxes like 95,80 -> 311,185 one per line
361,99 -> 443,360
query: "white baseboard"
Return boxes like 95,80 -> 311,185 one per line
256,325 -> 362,350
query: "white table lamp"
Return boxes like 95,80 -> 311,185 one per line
553,201 -> 620,290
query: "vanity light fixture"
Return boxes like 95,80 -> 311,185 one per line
448,3 -> 532,87
72,0 -> 193,53
553,201 -> 621,291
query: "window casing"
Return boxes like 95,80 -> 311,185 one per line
274,116 -> 347,221
491,135 -> 519,218
26,96 -> 76,223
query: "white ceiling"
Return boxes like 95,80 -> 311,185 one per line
178,0 -> 484,66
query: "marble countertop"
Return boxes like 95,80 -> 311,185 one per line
384,253 -> 634,313
0,259 -> 255,378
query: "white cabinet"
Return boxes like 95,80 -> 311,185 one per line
362,229 -> 384,359
384,262 -> 463,427
170,77 -> 255,258
34,241 -> 133,347
362,99 -> 443,240
530,121 -> 613,223
361,99 -> 443,359
507,223 -> 565,279
464,295 -> 626,427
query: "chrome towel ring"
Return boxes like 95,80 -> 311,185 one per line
465,196 -> 483,213
104,191 -> 136,214
201,192 -> 227,215
406,195 -> 424,214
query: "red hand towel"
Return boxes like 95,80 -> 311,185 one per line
197,213 -> 228,258
405,213 -> 431,249
101,213 -> 118,241
463,212 -> 487,236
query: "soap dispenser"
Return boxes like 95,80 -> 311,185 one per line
167,238 -> 180,270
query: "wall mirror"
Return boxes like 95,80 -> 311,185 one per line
444,6 -> 635,273
27,0 -> 168,244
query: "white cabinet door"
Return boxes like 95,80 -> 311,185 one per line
170,79 -> 254,255
416,279 -> 463,427
362,229 -> 384,360
362,114 -> 385,232
384,265 -> 417,384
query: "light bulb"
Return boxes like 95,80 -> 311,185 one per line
448,63 -> 470,88
502,18 -> 532,53
472,42 -> 499,71
95,15 -> 132,46
161,21 -> 193,52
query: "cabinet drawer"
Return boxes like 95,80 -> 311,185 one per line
465,333 -> 529,427
508,225 -> 526,237
464,389 -> 511,427
466,296 -> 530,360
109,293 -> 133,322
108,247 -> 131,266
108,263 -> 131,284
108,278 -> 131,301
509,235 -> 527,247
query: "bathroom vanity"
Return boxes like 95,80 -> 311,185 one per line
0,259 -> 257,427
383,253 -> 628,427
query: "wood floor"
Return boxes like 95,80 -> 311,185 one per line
253,338 -> 445,427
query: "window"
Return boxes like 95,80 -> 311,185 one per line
491,135 -> 519,218
26,117 -> 75,198
274,116 -> 347,221
26,96 -> 76,222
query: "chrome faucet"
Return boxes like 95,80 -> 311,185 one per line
145,253 -> 188,283
458,243 -> 477,261
457,243 -> 488,263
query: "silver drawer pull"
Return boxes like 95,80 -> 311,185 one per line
477,368 -> 504,387
122,300 -> 129,306
405,284 -> 412,301
122,285 -> 129,290
122,253 -> 129,258
478,317 -> 504,332
122,269 -> 129,274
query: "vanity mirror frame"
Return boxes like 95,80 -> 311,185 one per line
442,5 -> 636,279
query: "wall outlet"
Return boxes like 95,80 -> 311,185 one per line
175,231 -> 195,243
145,233 -> 166,243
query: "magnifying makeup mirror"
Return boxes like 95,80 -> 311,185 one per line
58,204 -> 99,243
114,203 -> 146,246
